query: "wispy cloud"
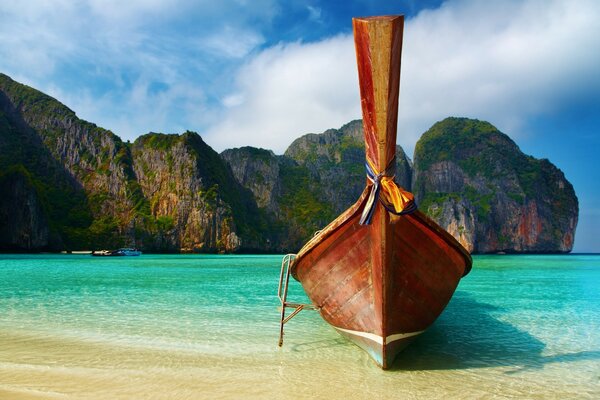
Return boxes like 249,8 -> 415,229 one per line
1,0 -> 599,153
206,35 -> 359,152
207,0 -> 600,155
1,0 -> 598,251
203,26 -> 265,59
307,5 -> 322,22
0,0 -> 278,139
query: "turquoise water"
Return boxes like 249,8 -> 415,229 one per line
0,254 -> 598,399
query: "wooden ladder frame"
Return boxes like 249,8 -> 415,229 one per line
277,254 -> 317,346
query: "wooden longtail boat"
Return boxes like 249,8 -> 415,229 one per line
282,15 -> 472,369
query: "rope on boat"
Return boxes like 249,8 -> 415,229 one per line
359,156 -> 417,225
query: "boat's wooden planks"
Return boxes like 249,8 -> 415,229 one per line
352,15 -> 403,170
297,211 -> 381,335
288,15 -> 472,369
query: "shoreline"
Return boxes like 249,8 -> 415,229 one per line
0,254 -> 598,399
0,250 -> 594,256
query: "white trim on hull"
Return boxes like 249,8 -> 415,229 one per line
333,326 -> 425,368
333,326 -> 424,345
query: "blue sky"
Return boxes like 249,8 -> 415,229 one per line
0,0 -> 598,252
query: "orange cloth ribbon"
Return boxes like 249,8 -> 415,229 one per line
359,157 -> 416,225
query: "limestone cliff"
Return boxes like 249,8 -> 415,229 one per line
285,120 -> 412,214
0,73 -> 98,250
0,166 -> 51,250
0,73 -> 579,253
220,147 -> 332,251
221,147 -> 281,214
413,117 -> 578,253
221,120 -> 413,251
0,73 -> 266,252
131,132 -> 261,252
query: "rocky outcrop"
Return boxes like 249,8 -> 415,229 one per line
0,74 -> 97,250
0,73 -> 265,252
413,117 -> 578,253
285,120 -> 412,214
0,73 -> 136,222
221,147 -> 281,214
0,73 -> 579,253
221,120 -> 414,251
0,166 -> 51,250
131,132 -> 248,252
220,148 -> 331,251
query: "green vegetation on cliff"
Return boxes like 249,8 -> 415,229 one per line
0,75 -> 97,250
414,117 -> 578,253
0,74 -> 579,253
182,131 -> 270,248
278,160 -> 337,245
415,117 -> 555,199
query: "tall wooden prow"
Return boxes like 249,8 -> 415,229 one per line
281,15 -> 472,369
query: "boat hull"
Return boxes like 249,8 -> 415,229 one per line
289,15 -> 472,369
291,191 -> 471,369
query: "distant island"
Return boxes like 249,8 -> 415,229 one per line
0,73 -> 578,254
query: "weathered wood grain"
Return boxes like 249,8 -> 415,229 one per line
291,15 -> 472,369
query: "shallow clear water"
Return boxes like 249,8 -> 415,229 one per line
0,254 -> 598,399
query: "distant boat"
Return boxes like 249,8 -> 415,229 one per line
116,248 -> 142,256
92,248 -> 142,257
278,15 -> 472,369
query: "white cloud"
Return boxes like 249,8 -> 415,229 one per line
399,0 -> 600,152
85,0 -> 176,20
2,0 -> 599,155
206,0 -> 600,156
0,0 -> 278,139
206,35 -> 361,153
203,26 -> 265,58
222,93 -> 245,108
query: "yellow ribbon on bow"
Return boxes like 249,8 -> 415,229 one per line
360,158 -> 416,225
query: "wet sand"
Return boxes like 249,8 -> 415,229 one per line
1,254 -> 598,399
1,328 -> 598,400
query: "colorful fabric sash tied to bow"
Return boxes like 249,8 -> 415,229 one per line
359,156 -> 417,225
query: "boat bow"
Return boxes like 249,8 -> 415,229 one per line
286,15 -> 472,369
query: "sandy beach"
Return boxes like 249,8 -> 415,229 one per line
0,254 -> 598,399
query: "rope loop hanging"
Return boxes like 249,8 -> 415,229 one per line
359,156 -> 417,225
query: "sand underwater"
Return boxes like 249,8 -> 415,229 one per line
0,254 -> 598,399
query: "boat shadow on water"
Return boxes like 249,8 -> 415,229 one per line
390,292 -> 600,373
289,337 -> 350,353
